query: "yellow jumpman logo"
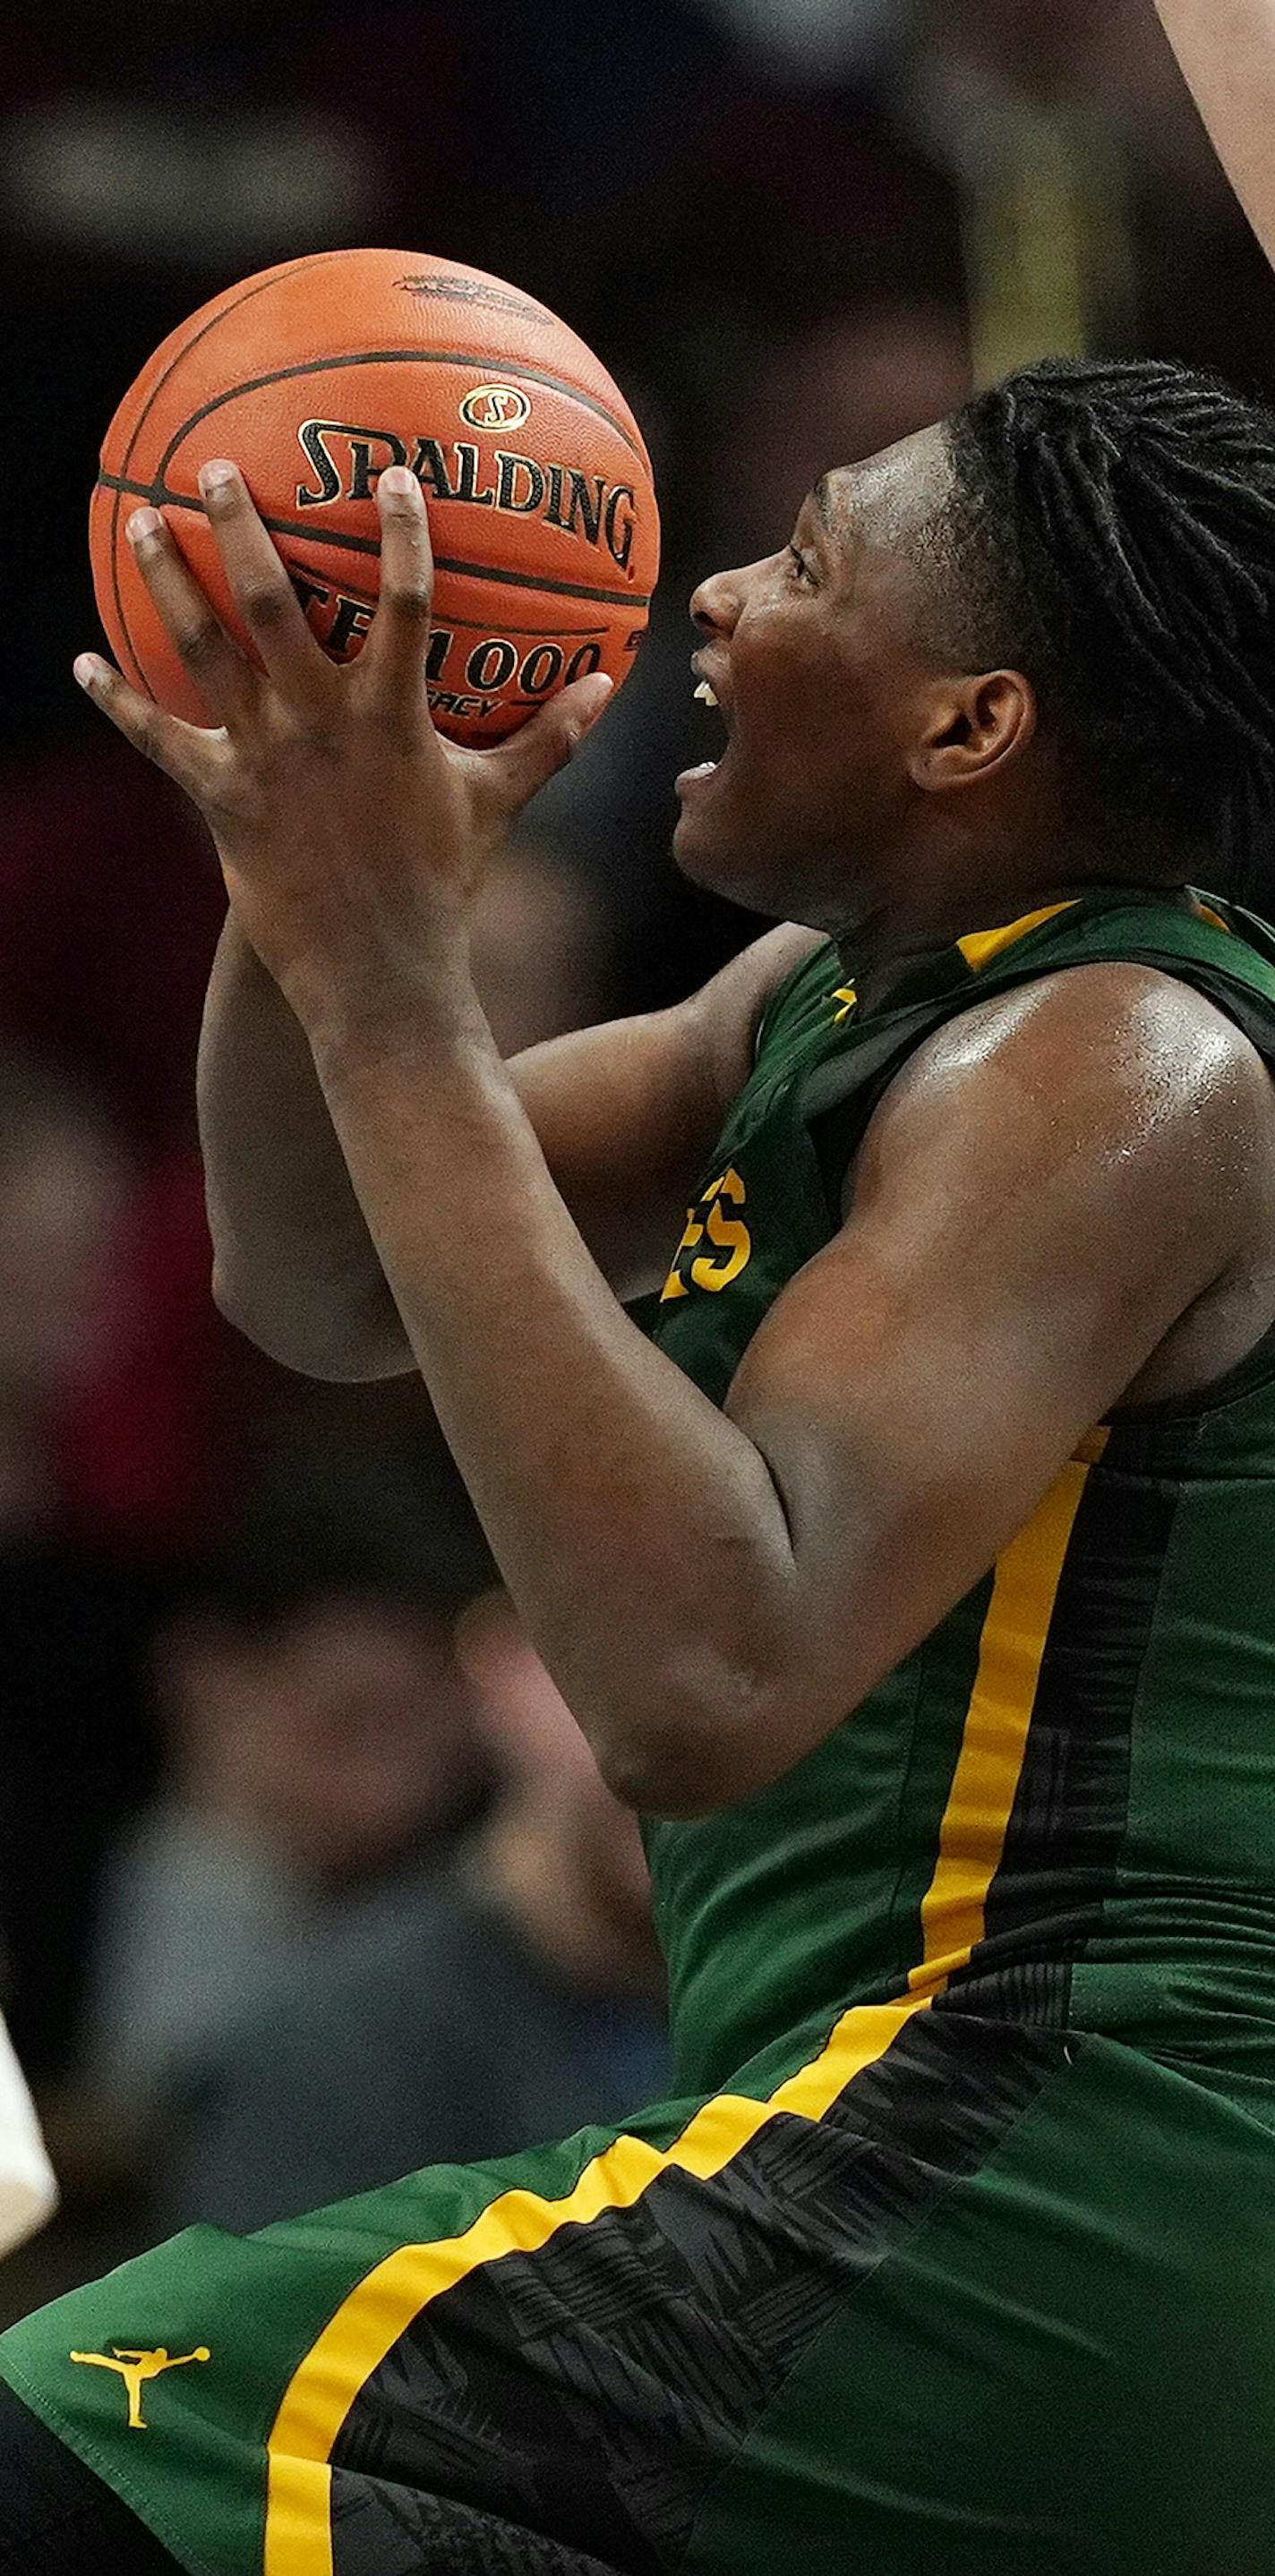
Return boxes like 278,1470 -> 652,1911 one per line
68,2345 -> 210,2430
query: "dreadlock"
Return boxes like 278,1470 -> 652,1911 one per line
934,357 -> 1275,904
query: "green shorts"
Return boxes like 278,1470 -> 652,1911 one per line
3,1999 -> 1273,2575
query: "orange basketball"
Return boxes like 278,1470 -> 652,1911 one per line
90,248 -> 660,746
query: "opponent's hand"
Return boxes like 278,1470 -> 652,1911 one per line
73,462 -> 612,1031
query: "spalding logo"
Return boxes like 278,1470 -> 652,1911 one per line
459,384 -> 533,431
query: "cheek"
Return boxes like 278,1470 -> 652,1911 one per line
745,653 -> 890,818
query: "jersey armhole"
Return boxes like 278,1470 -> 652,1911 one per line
752,939 -> 836,1068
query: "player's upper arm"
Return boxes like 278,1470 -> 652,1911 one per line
506,921 -> 823,1303
273,920 -> 824,1375
688,963 -> 1273,1807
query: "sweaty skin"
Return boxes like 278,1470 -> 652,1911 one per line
74,439 -> 1275,1817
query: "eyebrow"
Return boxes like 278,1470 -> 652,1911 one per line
812,474 -> 834,531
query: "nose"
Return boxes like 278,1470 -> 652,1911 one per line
689,561 -> 747,636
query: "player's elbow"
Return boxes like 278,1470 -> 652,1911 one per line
595,1600 -> 867,1817
593,1661 -> 789,1820
210,1262 -> 412,1383
597,1734 -> 725,1820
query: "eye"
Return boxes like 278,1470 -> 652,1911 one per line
786,542 -> 815,587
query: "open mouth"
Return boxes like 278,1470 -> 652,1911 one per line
692,670 -> 732,734
679,667 -> 732,794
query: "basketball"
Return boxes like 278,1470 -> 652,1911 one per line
89,248 -> 660,746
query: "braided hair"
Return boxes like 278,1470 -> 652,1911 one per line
933,358 -> 1275,902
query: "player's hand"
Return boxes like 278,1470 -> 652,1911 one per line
73,462 -> 612,1033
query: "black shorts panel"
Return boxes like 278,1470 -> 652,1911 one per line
0,2378 -> 183,2572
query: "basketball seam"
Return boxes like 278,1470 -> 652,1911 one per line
146,346 -> 648,483
108,252 -> 354,698
98,474 -> 653,612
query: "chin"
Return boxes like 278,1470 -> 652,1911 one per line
672,818 -> 813,929
672,842 -> 777,918
672,803 -> 774,912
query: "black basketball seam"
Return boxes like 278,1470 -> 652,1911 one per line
105,495 -> 150,695
98,474 -> 653,611
107,252 -> 353,700
194,560 -> 609,637
148,346 -> 648,482
336,613 -> 609,637
283,604 -> 611,639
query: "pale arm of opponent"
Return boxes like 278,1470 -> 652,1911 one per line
77,455 -> 1270,1819
1154,0 -> 1275,269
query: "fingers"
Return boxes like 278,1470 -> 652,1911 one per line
73,652 -> 225,800
360,465 -> 436,715
196,462 -> 331,703
475,670 -> 614,822
124,505 -> 260,729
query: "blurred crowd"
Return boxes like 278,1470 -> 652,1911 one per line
3,0 -> 1275,2313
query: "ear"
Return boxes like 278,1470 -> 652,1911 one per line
910,669 -> 1038,793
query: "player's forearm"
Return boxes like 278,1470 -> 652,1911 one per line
199,915 -> 412,1378
309,982 -> 802,1817
1155,0 -> 1275,267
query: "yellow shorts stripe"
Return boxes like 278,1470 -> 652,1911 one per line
262,1993 -> 935,2576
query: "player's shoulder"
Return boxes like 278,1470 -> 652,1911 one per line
918,958 -> 1268,1097
865,958 -> 1275,1204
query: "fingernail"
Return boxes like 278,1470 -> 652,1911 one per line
199,459 -> 235,496
73,653 -> 103,690
126,507 -> 162,547
379,465 -> 418,499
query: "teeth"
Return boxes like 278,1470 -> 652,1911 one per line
695,680 -> 719,706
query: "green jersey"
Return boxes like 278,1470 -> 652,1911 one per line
645,885 -> 1275,2106
5,883 -> 1275,2576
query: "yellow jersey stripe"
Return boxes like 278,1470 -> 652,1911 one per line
956,901 -> 1079,975
909,1436 -> 1108,1997
262,1995 -> 933,2575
